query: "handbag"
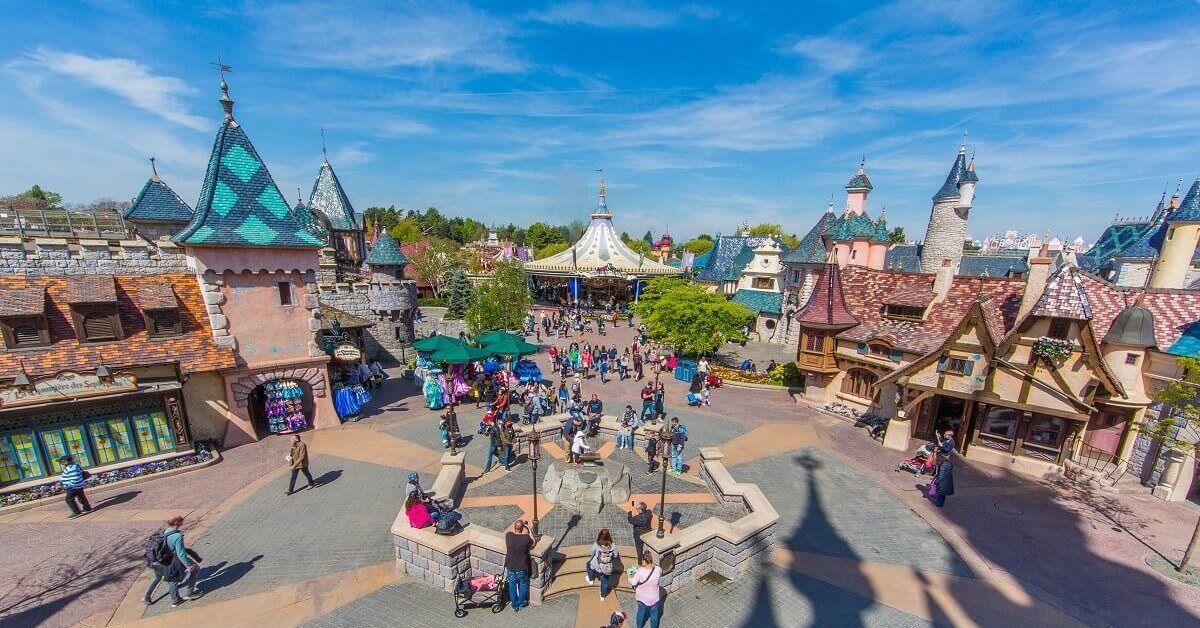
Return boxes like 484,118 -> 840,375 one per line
927,482 -> 938,498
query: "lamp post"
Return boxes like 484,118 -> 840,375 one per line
656,432 -> 669,539
446,402 -> 460,456
529,432 -> 541,536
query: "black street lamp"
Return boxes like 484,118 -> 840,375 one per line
656,432 -> 669,539
445,403 -> 460,456
529,432 -> 541,536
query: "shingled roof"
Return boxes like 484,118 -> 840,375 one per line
1079,270 -> 1200,351
731,289 -> 782,314
795,261 -> 859,329
1170,175 -> 1200,223
365,231 -> 410,266
696,235 -> 773,282
175,82 -> 323,248
66,276 -> 118,304
0,287 -> 46,317
783,206 -> 838,265
836,266 -> 1025,354
1078,219 -> 1151,272
308,159 -> 359,232
1031,265 -> 1093,320
124,171 -> 193,224
0,274 -> 237,380
291,197 -> 330,242
933,145 -> 977,201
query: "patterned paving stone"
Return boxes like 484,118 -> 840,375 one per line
302,580 -> 579,628
537,500 -> 744,549
613,563 -> 933,628
731,448 -> 970,577
145,455 -> 407,616
459,505 -> 526,533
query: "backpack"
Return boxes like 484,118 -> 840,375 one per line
145,531 -> 173,566
672,425 -> 688,446
594,545 -> 615,574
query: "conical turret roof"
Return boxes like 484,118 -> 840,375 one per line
176,81 -> 322,248
291,195 -> 329,241
124,164 -> 193,224
794,254 -> 859,329
365,231 -> 409,266
846,160 -> 873,190
1169,175 -> 1200,223
933,145 -> 975,201
308,159 -> 359,232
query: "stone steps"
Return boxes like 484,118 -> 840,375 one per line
543,568 -> 634,599
543,545 -> 637,599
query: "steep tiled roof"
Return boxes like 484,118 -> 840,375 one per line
883,283 -> 935,308
1115,211 -> 1171,260
846,164 -> 873,190
1079,271 -> 1200,351
66,276 -> 117,304
837,266 -> 1025,354
0,275 -> 237,380
691,250 -> 712,270
124,176 -> 193,224
826,213 -> 882,241
1031,266 -> 1093,320
291,198 -> 330,242
176,89 -> 323,248
933,146 -> 974,201
131,283 -> 178,310
0,287 -> 45,316
696,235 -> 772,282
795,262 -> 859,329
1078,221 -> 1150,271
783,209 -> 838,265
884,244 -> 922,272
1170,176 -> 1200,223
731,289 -> 782,314
723,244 -> 756,281
978,294 -> 1006,343
308,160 -> 359,232
365,231 -> 409,266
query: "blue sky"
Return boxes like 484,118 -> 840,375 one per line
2,1 -> 1199,245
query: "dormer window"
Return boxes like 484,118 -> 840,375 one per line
752,277 -> 774,290
883,284 -> 934,322
1047,318 -> 1070,340
0,287 -> 50,349
133,283 -> 182,339
66,277 -> 123,343
884,305 -> 925,321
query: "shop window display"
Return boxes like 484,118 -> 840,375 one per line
263,379 -> 308,433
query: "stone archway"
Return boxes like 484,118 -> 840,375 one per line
230,367 -> 327,408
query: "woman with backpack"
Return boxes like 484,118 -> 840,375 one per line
586,528 -> 620,599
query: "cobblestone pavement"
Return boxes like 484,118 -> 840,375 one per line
7,323 -> 1200,627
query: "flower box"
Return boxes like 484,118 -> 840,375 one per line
1033,337 -> 1074,364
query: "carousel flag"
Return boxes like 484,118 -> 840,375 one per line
631,280 -> 646,300
568,277 -> 583,300
682,251 -> 695,268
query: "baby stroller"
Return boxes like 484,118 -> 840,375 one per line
478,409 -> 498,435
453,571 -> 507,617
705,374 -> 723,389
895,442 -> 937,475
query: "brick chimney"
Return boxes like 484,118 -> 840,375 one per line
932,258 -> 955,303
1018,244 -> 1053,320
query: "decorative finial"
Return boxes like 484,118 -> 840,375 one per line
321,127 -> 328,162
1175,177 -> 1184,197
960,131 -> 968,152
149,157 -> 160,182
211,55 -> 234,122
595,168 -> 605,198
859,156 -> 866,172
297,187 -> 303,205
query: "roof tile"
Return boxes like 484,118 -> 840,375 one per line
66,276 -> 118,304
0,287 -> 46,317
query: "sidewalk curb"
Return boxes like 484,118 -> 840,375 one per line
718,379 -> 804,394
0,449 -> 223,516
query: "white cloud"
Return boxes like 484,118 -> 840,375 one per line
789,36 -> 865,73
20,49 -> 207,131
525,1 -> 718,28
250,1 -> 522,72
379,119 -> 434,137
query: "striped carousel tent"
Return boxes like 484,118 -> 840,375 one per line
523,182 -> 681,280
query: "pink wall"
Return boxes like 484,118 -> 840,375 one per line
846,190 -> 867,216
221,270 -> 313,364
848,240 -> 871,266
192,246 -> 318,275
867,242 -> 888,269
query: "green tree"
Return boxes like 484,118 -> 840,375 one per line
536,242 -> 571,259
747,223 -> 798,247
632,278 -> 754,356
409,237 -> 460,298
623,235 -> 651,256
443,268 -> 473,319
465,260 -> 531,335
963,239 -> 982,251
19,184 -> 63,208
888,227 -> 907,245
682,237 -> 715,255
1147,356 -> 1200,572
388,218 -> 424,244
525,221 -> 566,250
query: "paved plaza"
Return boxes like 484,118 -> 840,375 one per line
1,323 -> 1198,627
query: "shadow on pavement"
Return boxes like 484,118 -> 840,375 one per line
197,554 -> 264,595
92,490 -> 141,510
313,469 -> 343,487
0,536 -> 143,627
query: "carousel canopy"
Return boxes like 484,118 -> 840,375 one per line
475,330 -> 526,345
429,344 -> 491,364
483,335 -> 540,356
412,334 -> 467,353
523,181 -> 682,279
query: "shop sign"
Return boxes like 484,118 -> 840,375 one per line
332,342 -> 361,361
0,370 -> 138,408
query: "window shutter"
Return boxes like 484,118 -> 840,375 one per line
83,314 -> 115,340
936,356 -> 948,373
857,343 -> 868,355
889,349 -> 902,363
149,310 -> 181,336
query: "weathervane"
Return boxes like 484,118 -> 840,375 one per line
211,55 -> 235,121
321,127 -> 328,161
211,54 -> 233,82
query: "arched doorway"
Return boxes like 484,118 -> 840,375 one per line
246,378 -> 315,436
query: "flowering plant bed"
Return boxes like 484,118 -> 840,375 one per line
821,402 -> 862,420
0,448 -> 215,508
1033,337 -> 1074,364
709,364 -> 773,385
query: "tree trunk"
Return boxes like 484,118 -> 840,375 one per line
1180,514 -> 1200,573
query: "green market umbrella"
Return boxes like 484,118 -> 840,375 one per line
474,330 -> 525,345
412,334 -> 467,353
482,335 -> 540,356
429,344 -> 492,364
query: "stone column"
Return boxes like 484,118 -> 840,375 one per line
1153,448 -> 1195,501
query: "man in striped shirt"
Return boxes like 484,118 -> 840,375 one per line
60,455 -> 92,518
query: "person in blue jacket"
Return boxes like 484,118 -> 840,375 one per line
931,454 -> 955,508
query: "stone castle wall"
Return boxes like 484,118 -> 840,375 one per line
0,236 -> 188,276
919,198 -> 968,274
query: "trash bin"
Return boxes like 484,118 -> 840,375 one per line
675,360 -> 696,382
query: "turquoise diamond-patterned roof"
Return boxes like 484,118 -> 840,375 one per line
176,121 -> 322,248
292,198 -> 329,242
872,216 -> 890,243
308,160 -> 359,232
846,171 -> 872,190
731,288 -> 783,314
1078,221 -> 1151,271
365,231 -> 409,266
934,148 -> 974,201
783,209 -> 838,264
826,213 -> 881,241
124,176 -> 193,224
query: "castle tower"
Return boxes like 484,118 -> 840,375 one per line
1150,175 -> 1200,289
364,231 -> 417,363
654,228 -> 674,263
123,158 -> 194,240
845,159 -> 872,216
919,144 -> 978,274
